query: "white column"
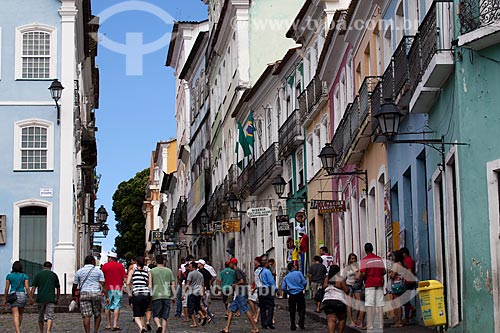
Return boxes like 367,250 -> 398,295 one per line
53,0 -> 77,294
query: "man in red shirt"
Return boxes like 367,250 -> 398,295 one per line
401,247 -> 417,323
102,251 -> 127,331
358,243 -> 386,330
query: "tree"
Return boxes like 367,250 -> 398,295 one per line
112,168 -> 149,259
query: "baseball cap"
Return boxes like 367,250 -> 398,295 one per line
229,258 -> 238,265
107,251 -> 117,258
195,259 -> 206,265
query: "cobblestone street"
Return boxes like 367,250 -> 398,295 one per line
0,296 -> 328,333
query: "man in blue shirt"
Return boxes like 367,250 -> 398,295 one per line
282,262 -> 307,331
258,259 -> 277,329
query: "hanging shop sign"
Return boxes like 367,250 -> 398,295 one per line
312,200 -> 346,213
89,224 -> 102,233
276,215 -> 291,237
295,211 -> 307,223
247,207 -> 272,218
222,219 -> 241,233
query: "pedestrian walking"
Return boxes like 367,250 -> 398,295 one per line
357,243 -> 386,330
218,260 -> 235,318
184,262 -> 208,328
343,253 -> 365,329
320,246 -> 335,272
401,247 -> 417,324
72,255 -> 108,333
322,264 -> 350,333
258,258 -> 276,329
174,257 -> 185,318
389,250 -> 406,328
127,256 -> 152,333
126,257 -> 137,320
248,256 -> 262,323
196,259 -> 215,309
149,254 -> 176,333
4,260 -> 32,333
101,251 -> 127,331
220,258 -> 259,333
180,255 -> 194,321
309,255 -> 327,313
30,261 -> 60,333
282,262 -> 307,331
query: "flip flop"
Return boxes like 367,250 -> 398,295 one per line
112,328 -> 122,331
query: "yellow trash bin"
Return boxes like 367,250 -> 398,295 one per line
417,280 -> 447,327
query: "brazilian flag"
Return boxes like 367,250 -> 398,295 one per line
245,112 -> 254,146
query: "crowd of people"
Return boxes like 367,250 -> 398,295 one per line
3,244 -> 418,333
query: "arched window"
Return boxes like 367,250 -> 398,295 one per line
306,134 -> 313,181
14,119 -> 54,171
266,107 -> 273,147
276,95 -> 282,128
15,24 -> 56,79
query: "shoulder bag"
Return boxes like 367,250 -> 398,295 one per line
7,276 -> 23,304
75,267 -> 95,305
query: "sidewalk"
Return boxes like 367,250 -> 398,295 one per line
275,297 -> 436,333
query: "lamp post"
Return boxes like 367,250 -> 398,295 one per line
179,211 -> 211,236
373,100 -> 468,168
272,175 -> 287,199
48,79 -> 64,125
318,143 -> 368,193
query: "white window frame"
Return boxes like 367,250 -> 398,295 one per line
306,134 -> 313,181
296,148 -> 304,190
15,24 -> 57,80
13,119 -> 54,171
486,159 -> 500,333
313,125 -> 321,175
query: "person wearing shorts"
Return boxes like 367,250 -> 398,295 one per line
150,254 -> 176,333
31,261 -> 60,333
73,255 -> 107,333
127,256 -> 152,333
358,243 -> 386,330
184,262 -> 208,328
220,258 -> 259,333
322,264 -> 349,333
102,251 -> 127,330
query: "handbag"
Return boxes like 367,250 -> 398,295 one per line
7,278 -> 23,304
391,276 -> 406,294
352,279 -> 364,291
314,288 -> 325,302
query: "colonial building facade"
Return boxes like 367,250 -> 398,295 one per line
0,0 -> 100,293
159,1 -> 500,331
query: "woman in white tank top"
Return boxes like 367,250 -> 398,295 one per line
322,265 -> 350,333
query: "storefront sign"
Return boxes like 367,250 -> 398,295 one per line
313,200 -> 346,213
247,207 -> 271,218
89,224 -> 102,233
187,173 -> 206,223
222,219 -> 240,233
276,215 -> 291,237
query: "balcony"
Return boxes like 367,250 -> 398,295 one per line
167,209 -> 176,233
278,109 -> 304,158
299,75 -> 328,125
347,77 -> 381,164
237,162 -> 254,199
393,36 -> 415,110
410,2 -> 454,113
223,164 -> 238,198
250,142 -> 282,195
207,184 -> 224,218
458,0 -> 500,49
173,197 -> 187,231
331,109 -> 349,166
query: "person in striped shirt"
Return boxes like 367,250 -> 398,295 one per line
127,256 -> 152,333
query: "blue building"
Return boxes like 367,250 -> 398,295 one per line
0,0 -> 99,293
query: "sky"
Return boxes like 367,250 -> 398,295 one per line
91,0 -> 208,254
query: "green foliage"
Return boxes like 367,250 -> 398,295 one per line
112,168 -> 149,259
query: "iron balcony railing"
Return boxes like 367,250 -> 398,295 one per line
359,77 -> 381,126
382,60 -> 394,101
237,162 -> 254,198
168,208 -> 176,233
371,81 -> 383,135
407,35 -> 421,97
346,98 -> 360,152
207,184 -> 224,217
250,142 -> 280,192
223,164 -> 238,198
278,109 -> 304,157
393,36 -> 415,103
332,109 -> 349,164
459,0 -> 500,34
298,75 -> 328,116
173,197 -> 186,231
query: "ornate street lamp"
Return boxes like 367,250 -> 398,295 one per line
48,79 -> 64,125
227,192 -> 239,211
96,205 -> 108,223
318,143 -> 337,175
374,98 -> 403,140
272,175 -> 287,198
